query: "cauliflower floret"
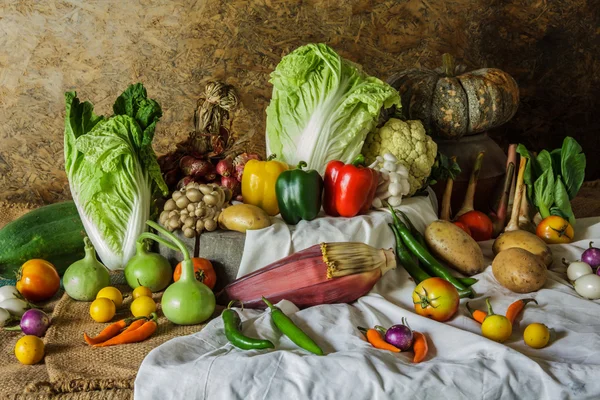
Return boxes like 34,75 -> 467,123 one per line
362,118 -> 437,195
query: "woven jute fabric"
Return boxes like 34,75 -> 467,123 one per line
0,272 -> 215,399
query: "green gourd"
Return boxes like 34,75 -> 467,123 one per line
142,220 -> 215,325
124,238 -> 172,292
63,237 -> 110,301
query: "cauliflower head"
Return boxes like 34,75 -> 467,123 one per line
362,118 -> 437,195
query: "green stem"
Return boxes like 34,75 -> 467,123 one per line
442,53 -> 456,77
296,161 -> 307,170
539,202 -> 551,219
145,221 -> 190,261
262,296 -> 275,310
352,154 -> 366,167
137,232 -> 179,252
485,297 -> 495,316
267,154 -> 277,161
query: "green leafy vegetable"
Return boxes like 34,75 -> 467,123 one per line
517,137 -> 585,225
64,84 -> 168,271
265,43 -> 401,174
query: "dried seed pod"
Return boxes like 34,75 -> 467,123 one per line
183,228 -> 196,238
204,219 -> 217,232
186,188 -> 203,202
175,196 -> 190,209
168,216 -> 180,230
172,191 -> 184,201
203,194 -> 217,206
164,199 -> 177,211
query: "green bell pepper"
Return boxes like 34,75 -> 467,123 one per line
275,161 -> 324,225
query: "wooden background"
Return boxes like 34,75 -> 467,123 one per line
1,0 -> 598,204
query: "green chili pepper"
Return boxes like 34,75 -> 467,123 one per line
275,161 -> 324,225
262,297 -> 323,355
222,302 -> 274,350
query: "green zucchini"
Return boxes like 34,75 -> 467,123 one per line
0,201 -> 86,278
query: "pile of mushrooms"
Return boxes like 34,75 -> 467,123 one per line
159,182 -> 231,238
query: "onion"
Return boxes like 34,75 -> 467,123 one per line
581,242 -> 600,270
216,156 -> 234,177
379,318 -> 413,351
0,298 -> 29,317
0,285 -> 19,303
19,309 -> 50,337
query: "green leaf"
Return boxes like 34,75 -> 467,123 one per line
534,168 -> 555,218
429,152 -> 462,182
550,148 -> 562,177
536,150 -> 553,173
554,176 -> 575,225
265,43 -> 401,174
560,137 -> 586,200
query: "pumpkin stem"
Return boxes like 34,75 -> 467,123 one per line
442,53 -> 456,77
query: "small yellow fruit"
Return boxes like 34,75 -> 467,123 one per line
130,295 -> 156,318
14,335 -> 45,365
90,297 -> 116,322
481,315 -> 513,343
132,286 -> 153,300
96,286 -> 123,308
523,323 -> 550,349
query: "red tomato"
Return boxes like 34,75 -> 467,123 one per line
457,211 -> 493,241
173,258 -> 216,290
412,277 -> 459,322
536,216 -> 574,244
453,221 -> 472,236
16,259 -> 60,302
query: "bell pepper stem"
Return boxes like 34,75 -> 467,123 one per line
267,154 -> 277,161
352,154 -> 366,167
296,161 -> 307,170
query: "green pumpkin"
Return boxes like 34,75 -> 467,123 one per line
387,54 -> 520,139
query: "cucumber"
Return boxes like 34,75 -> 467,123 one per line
0,201 -> 86,278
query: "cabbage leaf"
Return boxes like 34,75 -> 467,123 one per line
265,43 -> 401,174
64,84 -> 168,270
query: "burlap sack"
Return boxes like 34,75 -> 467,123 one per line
1,273 -> 216,399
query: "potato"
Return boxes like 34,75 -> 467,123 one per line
218,204 -> 272,233
424,220 -> 485,276
492,248 -> 546,293
493,230 -> 553,267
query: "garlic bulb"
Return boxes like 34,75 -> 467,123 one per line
368,153 -> 411,208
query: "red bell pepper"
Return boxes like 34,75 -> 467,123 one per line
323,156 -> 379,218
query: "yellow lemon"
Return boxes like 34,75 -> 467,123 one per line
523,323 -> 550,349
96,286 -> 123,308
133,286 -> 153,300
90,297 -> 116,322
14,335 -> 45,365
130,295 -> 156,318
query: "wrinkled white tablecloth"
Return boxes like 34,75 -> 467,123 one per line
135,194 -> 600,400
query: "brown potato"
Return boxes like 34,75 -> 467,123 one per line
492,248 -> 546,293
218,204 -> 272,233
425,220 -> 485,276
493,230 -> 553,267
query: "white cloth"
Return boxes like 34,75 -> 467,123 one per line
135,204 -> 600,399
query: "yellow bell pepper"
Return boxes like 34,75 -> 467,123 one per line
241,156 -> 289,216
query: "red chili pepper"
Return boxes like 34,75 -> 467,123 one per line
323,156 -> 378,218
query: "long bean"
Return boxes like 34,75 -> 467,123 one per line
389,224 -> 430,284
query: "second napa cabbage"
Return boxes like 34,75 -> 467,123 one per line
265,43 -> 400,174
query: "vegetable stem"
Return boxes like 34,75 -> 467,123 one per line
442,54 -> 456,77
490,162 -> 515,237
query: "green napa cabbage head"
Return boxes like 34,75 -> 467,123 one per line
64,84 -> 168,270
265,43 -> 401,174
